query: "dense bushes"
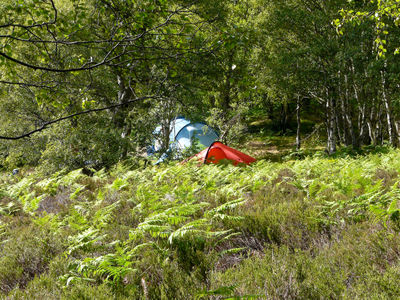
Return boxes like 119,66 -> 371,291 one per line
0,113 -> 141,174
1,149 -> 400,298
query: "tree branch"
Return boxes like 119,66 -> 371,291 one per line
0,95 -> 157,140
0,79 -> 56,89
0,41 -> 122,73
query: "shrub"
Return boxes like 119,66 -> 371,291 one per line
210,223 -> 400,299
0,222 -> 65,294
3,149 -> 400,298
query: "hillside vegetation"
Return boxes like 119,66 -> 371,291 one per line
1,149 -> 400,299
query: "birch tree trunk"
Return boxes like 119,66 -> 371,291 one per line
343,74 -> 357,147
367,97 -> 377,146
381,61 -> 395,146
326,88 -> 336,154
395,122 -> 400,146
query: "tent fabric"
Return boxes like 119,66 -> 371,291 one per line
153,117 -> 219,153
169,118 -> 191,144
193,141 -> 256,165
175,123 -> 218,150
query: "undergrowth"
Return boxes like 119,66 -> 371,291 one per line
1,149 -> 400,298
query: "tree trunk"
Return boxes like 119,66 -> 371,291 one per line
367,97 -> 377,146
280,101 -> 289,134
326,88 -> 336,155
378,114 -> 384,145
350,59 -> 366,147
221,52 -> 234,112
339,99 -> 349,146
367,120 -> 376,146
337,71 -> 346,146
114,75 -> 128,127
381,62 -> 395,146
114,74 -> 135,159
343,74 -> 357,147
296,96 -> 301,151
121,123 -> 132,159
336,112 -> 343,146
161,120 -> 171,153
395,121 -> 400,146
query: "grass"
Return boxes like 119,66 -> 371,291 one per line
1,147 -> 400,298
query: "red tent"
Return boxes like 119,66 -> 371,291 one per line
191,141 -> 256,165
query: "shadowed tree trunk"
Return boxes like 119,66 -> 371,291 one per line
280,101 -> 289,134
296,95 -> 301,151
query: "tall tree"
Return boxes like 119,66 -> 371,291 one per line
0,0 -> 229,168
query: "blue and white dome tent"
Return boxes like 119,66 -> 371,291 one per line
150,117 -> 219,157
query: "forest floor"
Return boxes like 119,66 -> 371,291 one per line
240,118 -> 325,161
